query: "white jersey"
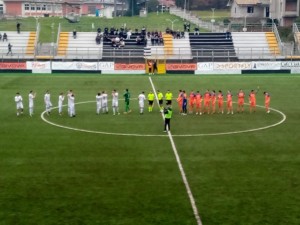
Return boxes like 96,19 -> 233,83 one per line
58,95 -> 64,107
44,93 -> 52,106
112,92 -> 118,107
15,95 -> 23,109
138,93 -> 146,107
69,95 -> 75,106
29,93 -> 35,107
69,95 -> 75,116
101,93 -> 108,107
96,94 -> 102,105
67,93 -> 72,107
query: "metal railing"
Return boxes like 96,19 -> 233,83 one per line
1,46 -> 299,61
34,22 -> 40,57
293,23 -> 300,54
292,23 -> 299,33
272,23 -> 282,54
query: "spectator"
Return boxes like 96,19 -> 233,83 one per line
111,38 -> 117,48
141,26 -> 146,36
136,35 -> 141,44
181,31 -> 185,39
3,33 -> 8,42
159,35 -> 164,45
119,39 -> 125,48
73,29 -> 77,39
7,43 -> 13,56
153,60 -> 158,74
126,29 -> 132,40
95,34 -> 101,45
186,22 -> 190,32
176,30 -> 180,39
0,33 -> 2,41
110,27 -> 115,35
154,35 -> 159,45
17,22 -> 21,34
226,31 -> 231,40
115,36 -> 120,47
150,34 -> 155,46
194,27 -> 200,35
104,27 -> 109,35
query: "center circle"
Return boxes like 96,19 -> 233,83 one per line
41,101 -> 286,137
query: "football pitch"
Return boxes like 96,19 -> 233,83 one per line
0,73 -> 300,225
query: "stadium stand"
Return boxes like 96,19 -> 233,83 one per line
59,32 -> 103,59
26,32 -> 37,55
57,32 -> 69,56
102,33 -> 146,62
231,32 -> 276,60
162,33 -> 173,56
0,31 -> 36,57
146,32 -> 192,60
265,32 -> 281,56
189,32 -> 237,61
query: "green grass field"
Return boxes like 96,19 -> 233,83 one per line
0,73 -> 300,225
0,12 -> 212,43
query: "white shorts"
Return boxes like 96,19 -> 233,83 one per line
46,102 -> 52,108
102,101 -> 108,107
16,102 -> 23,109
112,100 -> 118,107
139,101 -> 144,108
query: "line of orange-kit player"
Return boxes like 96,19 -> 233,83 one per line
175,89 -> 271,115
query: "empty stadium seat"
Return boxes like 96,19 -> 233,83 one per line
231,32 -> 282,60
189,32 -> 237,61
0,31 -> 36,57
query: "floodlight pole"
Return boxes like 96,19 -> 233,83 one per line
166,19 -> 178,30
243,15 -> 247,32
51,23 -> 54,56
184,0 -> 187,20
211,8 -> 215,32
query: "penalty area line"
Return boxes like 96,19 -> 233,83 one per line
148,77 -> 203,225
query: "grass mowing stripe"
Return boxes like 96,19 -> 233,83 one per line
148,77 -> 203,225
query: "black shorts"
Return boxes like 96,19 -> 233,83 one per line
166,100 -> 172,105
159,100 -> 163,105
148,100 -> 154,105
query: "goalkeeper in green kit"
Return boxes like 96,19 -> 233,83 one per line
123,88 -> 131,114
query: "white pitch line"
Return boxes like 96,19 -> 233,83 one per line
148,77 -> 203,225
41,100 -> 286,138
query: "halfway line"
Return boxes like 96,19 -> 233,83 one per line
148,77 -> 202,225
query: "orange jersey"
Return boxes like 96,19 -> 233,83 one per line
227,94 -> 233,107
265,93 -> 270,104
211,93 -> 216,105
195,93 -> 202,107
177,93 -> 183,104
238,92 -> 245,104
217,93 -> 224,107
204,92 -> 211,105
249,93 -> 256,105
217,93 -> 223,105
189,93 -> 195,105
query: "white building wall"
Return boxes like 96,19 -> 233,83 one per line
231,1 -> 266,18
0,0 -> 5,15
